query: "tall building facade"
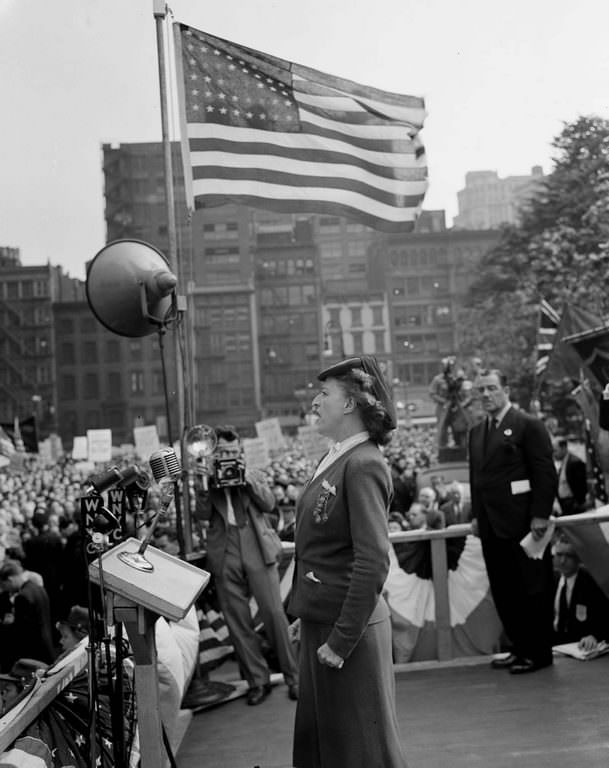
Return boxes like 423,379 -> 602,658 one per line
453,166 -> 544,230
53,301 -> 171,447
369,227 -> 500,416
0,248 -> 81,439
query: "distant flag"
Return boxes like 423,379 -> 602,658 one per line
174,24 -> 428,232
557,509 -> 609,600
535,299 -> 560,377
584,418 -> 608,504
0,426 -> 15,458
13,416 -> 25,452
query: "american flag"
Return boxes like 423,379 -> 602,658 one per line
174,24 -> 428,232
535,298 -> 560,377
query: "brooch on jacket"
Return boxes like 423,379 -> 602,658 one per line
312,480 -> 337,524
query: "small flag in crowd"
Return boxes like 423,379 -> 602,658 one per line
584,418 -> 608,504
0,426 -> 15,459
535,299 -> 560,377
174,24 -> 427,232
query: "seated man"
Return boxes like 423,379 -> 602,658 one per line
553,537 -> 609,650
417,487 -> 445,530
440,481 -> 472,526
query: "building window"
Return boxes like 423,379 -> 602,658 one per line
151,371 -> 164,395
108,371 -> 122,399
433,305 -> 452,324
352,331 -> 363,354
33,280 -> 49,297
57,317 -> 74,334
62,375 -> 76,400
60,342 -> 75,364
82,341 -> 97,364
34,307 -> 50,324
350,307 -> 362,327
80,317 -> 97,334
328,308 -> 341,325
130,371 -> 145,395
371,306 -> 384,326
129,340 -> 143,360
106,340 -> 121,363
83,373 -> 99,399
37,366 -> 50,384
373,331 -> 385,354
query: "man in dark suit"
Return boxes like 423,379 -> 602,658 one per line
195,426 -> 298,705
552,537 -> 609,649
469,369 -> 558,674
440,481 -> 472,526
552,436 -> 588,515
0,559 -> 55,668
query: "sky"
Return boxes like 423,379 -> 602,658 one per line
1,0 -> 608,280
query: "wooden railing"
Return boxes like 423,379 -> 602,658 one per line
0,644 -> 87,753
3,510 -> 608,752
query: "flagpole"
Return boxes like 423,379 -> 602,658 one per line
153,0 -> 192,555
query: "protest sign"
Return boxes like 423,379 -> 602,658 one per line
134,425 -> 161,461
242,437 -> 270,470
255,418 -> 286,453
87,429 -> 112,463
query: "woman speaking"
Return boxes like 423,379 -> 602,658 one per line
288,356 -> 408,768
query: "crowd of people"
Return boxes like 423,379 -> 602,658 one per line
0,422 -> 439,674
0,362 -> 609,768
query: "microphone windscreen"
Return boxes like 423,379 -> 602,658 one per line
149,447 -> 182,484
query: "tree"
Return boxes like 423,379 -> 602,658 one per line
460,115 -> 609,407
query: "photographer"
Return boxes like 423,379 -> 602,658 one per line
194,426 -> 298,706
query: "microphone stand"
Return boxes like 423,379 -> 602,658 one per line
117,480 -> 176,572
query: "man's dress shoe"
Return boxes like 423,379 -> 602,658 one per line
287,683 -> 299,701
490,653 -> 517,669
509,657 -> 553,675
246,683 -> 272,705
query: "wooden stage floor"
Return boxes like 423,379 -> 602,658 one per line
177,655 -> 609,768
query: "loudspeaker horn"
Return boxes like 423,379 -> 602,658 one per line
86,239 -> 178,337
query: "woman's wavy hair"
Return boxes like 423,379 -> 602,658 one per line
334,368 -> 395,446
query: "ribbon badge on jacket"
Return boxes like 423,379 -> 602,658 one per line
312,480 -> 337,524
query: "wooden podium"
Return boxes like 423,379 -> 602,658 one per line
89,538 -> 209,768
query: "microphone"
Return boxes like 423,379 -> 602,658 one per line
86,464 -> 142,495
149,447 -> 182,484
117,448 -> 182,572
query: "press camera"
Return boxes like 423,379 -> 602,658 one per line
211,456 -> 246,488
185,424 -> 247,489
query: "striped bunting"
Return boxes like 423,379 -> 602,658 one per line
174,24 -> 427,232
535,299 -> 560,377
0,737 -> 52,768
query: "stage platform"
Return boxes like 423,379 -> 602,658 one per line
177,655 -> 609,768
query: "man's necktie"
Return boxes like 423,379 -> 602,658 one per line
483,417 -> 496,453
557,581 -> 568,635
231,490 -> 248,528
